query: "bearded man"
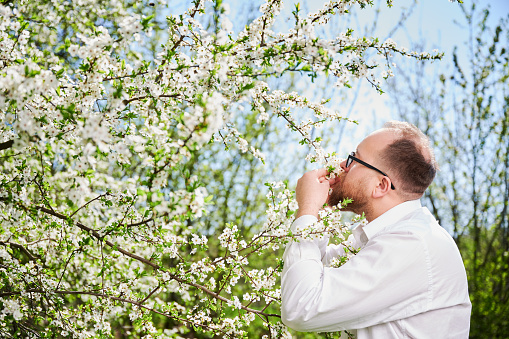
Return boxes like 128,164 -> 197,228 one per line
281,121 -> 471,338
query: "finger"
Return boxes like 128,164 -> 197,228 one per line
328,176 -> 340,185
312,168 -> 329,177
318,176 -> 328,183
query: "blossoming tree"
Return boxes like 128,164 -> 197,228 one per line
0,0 -> 443,337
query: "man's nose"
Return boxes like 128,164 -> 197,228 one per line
340,158 -> 349,172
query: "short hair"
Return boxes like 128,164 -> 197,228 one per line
380,121 -> 438,199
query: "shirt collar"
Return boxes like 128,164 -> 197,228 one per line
353,199 -> 422,246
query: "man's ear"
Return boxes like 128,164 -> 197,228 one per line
372,177 -> 392,198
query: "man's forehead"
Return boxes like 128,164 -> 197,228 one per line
358,129 -> 397,154
369,129 -> 397,142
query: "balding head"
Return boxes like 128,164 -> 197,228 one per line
378,121 -> 438,200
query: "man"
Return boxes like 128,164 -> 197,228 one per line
281,121 -> 471,338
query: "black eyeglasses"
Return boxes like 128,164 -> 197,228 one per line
346,152 -> 395,190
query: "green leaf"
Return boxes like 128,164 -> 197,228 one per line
141,15 -> 155,29
79,63 -> 91,72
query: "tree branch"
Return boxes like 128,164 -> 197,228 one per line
122,93 -> 179,106
0,241 -> 39,261
0,139 -> 14,151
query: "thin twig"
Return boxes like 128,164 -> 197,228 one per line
70,193 -> 109,218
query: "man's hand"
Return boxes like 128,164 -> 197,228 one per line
295,168 -> 332,218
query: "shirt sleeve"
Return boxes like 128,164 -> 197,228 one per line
281,215 -> 327,275
281,218 -> 430,332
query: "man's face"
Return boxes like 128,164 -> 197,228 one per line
328,129 -> 395,215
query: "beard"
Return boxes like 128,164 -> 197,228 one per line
328,174 -> 372,216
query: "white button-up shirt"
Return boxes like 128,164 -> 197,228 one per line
281,200 -> 471,338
